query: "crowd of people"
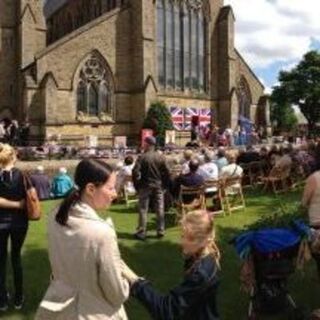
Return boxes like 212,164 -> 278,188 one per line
0,119 -> 30,146
0,134 -> 320,319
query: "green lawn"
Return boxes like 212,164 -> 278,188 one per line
2,189 -> 320,319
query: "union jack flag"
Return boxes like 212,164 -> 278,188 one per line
169,106 -> 184,131
184,107 -> 199,130
199,108 -> 212,126
184,107 -> 212,130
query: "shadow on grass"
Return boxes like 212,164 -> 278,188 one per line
1,248 -> 50,320
119,239 -> 182,320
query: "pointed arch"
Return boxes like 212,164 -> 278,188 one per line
73,51 -> 115,120
156,0 -> 208,92
237,76 -> 252,119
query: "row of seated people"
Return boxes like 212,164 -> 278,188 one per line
115,151 -> 243,213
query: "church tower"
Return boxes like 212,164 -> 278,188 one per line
19,0 -> 46,68
0,0 -> 19,117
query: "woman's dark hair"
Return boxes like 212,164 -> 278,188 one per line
56,159 -> 113,226
124,155 -> 134,166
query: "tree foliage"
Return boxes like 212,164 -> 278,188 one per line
271,50 -> 320,131
270,88 -> 297,132
143,101 -> 174,146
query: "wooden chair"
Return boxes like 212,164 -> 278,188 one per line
176,185 -> 206,222
247,161 -> 265,187
204,179 -> 225,216
122,176 -> 138,207
289,162 -> 306,190
221,176 -> 245,215
262,164 -> 292,194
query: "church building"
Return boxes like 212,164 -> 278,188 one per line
0,0 -> 269,145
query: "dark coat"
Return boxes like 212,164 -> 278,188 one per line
30,173 -> 51,200
131,255 -> 220,320
132,150 -> 171,190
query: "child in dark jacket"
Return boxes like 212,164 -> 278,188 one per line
122,210 -> 220,320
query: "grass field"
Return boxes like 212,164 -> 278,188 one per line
1,189 -> 319,319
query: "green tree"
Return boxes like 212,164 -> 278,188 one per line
270,87 -> 297,132
143,101 -> 174,146
271,50 -> 320,132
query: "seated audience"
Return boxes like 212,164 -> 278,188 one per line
116,155 -> 135,194
237,145 -> 260,164
122,210 -> 220,320
220,154 -> 243,195
220,154 -> 243,179
30,165 -> 51,200
215,147 -> 229,172
274,147 -> 292,169
51,167 -> 74,199
198,152 -> 218,181
174,159 -> 204,203
181,149 -> 194,174
185,140 -> 200,148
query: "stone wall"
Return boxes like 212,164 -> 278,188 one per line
0,0 -> 18,117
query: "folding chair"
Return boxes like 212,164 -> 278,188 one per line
289,162 -> 306,190
122,176 -> 138,207
247,161 -> 265,187
204,179 -> 225,216
262,164 -> 291,194
221,176 -> 245,215
176,185 -> 206,223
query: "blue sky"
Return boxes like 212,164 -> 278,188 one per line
225,0 -> 320,93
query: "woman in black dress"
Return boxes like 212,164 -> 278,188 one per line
0,143 -> 28,311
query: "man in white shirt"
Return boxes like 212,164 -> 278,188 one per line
198,152 -> 218,181
220,153 -> 243,179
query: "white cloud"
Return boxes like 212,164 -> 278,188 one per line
225,0 -> 320,68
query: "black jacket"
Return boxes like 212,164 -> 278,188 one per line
132,150 -> 171,190
131,255 -> 220,320
0,168 -> 27,229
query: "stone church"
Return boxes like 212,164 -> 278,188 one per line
0,0 -> 269,145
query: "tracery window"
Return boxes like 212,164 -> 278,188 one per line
157,0 -> 207,92
237,77 -> 252,119
76,54 -> 114,120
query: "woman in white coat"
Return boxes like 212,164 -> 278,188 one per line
36,159 -> 129,320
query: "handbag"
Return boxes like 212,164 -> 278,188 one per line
23,173 -> 42,221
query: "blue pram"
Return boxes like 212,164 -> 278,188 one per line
233,221 -> 309,319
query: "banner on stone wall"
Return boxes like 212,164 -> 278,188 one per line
169,106 -> 184,131
141,129 -> 154,148
114,136 -> 127,149
169,106 -> 211,131
165,130 -> 176,145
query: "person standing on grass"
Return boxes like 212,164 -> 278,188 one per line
36,159 -> 130,320
122,210 -> 221,320
132,136 -> 171,240
0,144 -> 29,311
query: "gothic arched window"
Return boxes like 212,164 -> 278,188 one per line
76,54 -> 114,119
237,77 -> 252,119
157,0 -> 207,92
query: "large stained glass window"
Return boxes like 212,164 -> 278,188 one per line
76,53 -> 114,119
157,0 -> 207,92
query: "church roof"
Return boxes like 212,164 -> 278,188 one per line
43,0 -> 68,18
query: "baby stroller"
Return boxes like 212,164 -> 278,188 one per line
233,222 -> 309,320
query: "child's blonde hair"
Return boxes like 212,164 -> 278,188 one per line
0,143 -> 16,168
181,210 -> 220,266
